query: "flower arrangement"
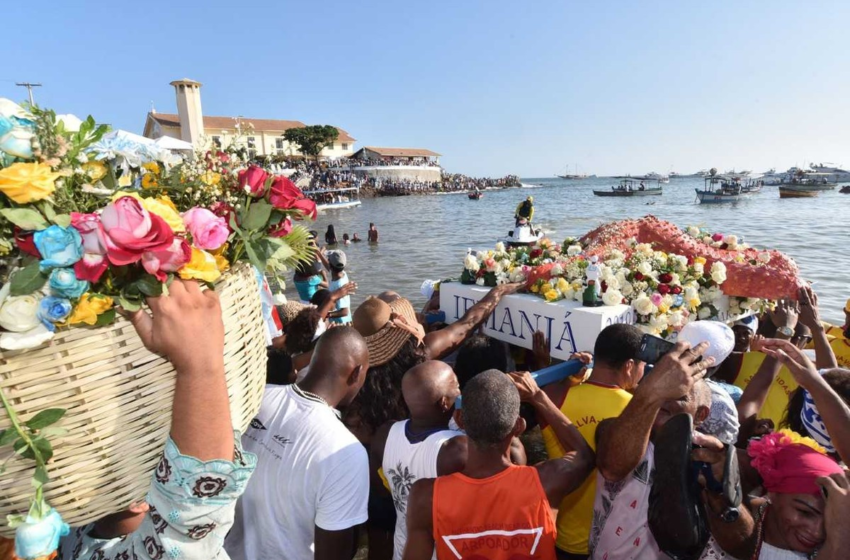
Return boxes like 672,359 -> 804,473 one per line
459,226 -> 766,337
0,99 -> 315,351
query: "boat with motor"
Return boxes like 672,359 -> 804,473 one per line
695,173 -> 751,204
503,219 -> 543,247
594,178 -> 663,197
809,163 -> 850,183
780,171 -> 836,191
612,172 -> 670,184
556,163 -> 589,180
779,185 -> 820,199
740,178 -> 764,194
468,191 -> 483,200
304,186 -> 362,211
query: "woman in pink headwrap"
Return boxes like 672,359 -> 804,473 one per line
745,429 -> 844,559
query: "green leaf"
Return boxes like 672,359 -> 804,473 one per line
6,514 -> 26,528
40,202 -> 57,223
118,294 -> 141,312
10,260 -> 48,296
134,275 -> 164,297
244,240 -> 266,272
25,408 -> 65,430
53,214 -> 72,228
32,465 -> 48,488
93,308 -> 116,327
0,428 -> 18,446
14,438 -> 34,460
242,201 -> 273,231
38,426 -> 68,439
0,208 -> 49,231
31,437 -> 53,463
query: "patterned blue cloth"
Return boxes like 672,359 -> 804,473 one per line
58,432 -> 256,560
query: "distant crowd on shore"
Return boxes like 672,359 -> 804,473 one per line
330,157 -> 442,168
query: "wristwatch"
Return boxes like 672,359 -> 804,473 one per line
776,326 -> 794,338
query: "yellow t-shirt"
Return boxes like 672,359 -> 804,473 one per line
732,352 -> 799,427
541,381 -> 632,554
829,333 -> 850,369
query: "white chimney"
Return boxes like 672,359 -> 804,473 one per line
170,78 -> 204,146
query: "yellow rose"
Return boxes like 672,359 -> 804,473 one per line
200,171 -> 221,186
694,256 -> 707,265
544,290 -> 559,302
0,162 -> 59,203
179,247 -> 221,283
82,161 -> 107,181
66,293 -> 114,326
556,278 -> 570,293
141,174 -> 159,189
113,192 -> 185,233
117,173 -> 132,188
211,243 -> 230,272
530,284 -> 539,293
142,162 -> 160,174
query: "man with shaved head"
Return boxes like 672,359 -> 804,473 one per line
226,327 -> 371,560
370,360 -> 468,560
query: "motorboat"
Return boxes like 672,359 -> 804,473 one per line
779,185 -> 820,199
695,174 -> 751,204
468,191 -> 483,200
557,163 -> 589,180
504,220 -> 543,247
740,179 -> 764,194
594,178 -> 663,197
781,171 -> 836,191
612,173 -> 669,184
809,163 -> 850,183
304,186 -> 363,211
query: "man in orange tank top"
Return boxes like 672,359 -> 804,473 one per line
403,370 -> 595,560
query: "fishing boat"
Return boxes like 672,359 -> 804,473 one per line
809,163 -> 850,183
740,179 -> 764,194
304,186 -> 362,211
468,191 -> 483,200
695,173 -> 750,204
780,171 -> 836,191
779,185 -> 820,199
594,178 -> 663,197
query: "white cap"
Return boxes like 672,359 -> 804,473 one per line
678,321 -> 735,365
733,315 -> 759,334
421,279 -> 439,300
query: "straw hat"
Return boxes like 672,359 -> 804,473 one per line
353,296 -> 420,367
277,301 -> 308,327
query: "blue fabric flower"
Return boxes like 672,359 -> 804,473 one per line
14,508 -> 69,560
0,115 -> 13,138
33,225 -> 83,271
48,268 -> 89,299
37,296 -> 72,331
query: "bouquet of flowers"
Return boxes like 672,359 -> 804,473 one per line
0,99 -> 315,351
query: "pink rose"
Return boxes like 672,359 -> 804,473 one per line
101,196 -> 175,266
237,165 -> 270,197
71,212 -> 109,282
182,208 -> 229,251
289,198 -> 317,221
711,233 -> 724,242
142,238 -> 192,282
268,176 -> 303,209
269,217 -> 292,238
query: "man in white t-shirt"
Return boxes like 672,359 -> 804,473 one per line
225,327 -> 371,560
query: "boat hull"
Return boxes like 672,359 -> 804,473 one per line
594,189 -> 663,197
779,187 -> 819,199
468,193 -> 483,200
317,200 -> 362,211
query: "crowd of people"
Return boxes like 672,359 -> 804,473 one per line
29,234 -> 850,560
329,157 -> 442,168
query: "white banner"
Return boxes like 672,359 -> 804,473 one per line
439,282 -> 635,360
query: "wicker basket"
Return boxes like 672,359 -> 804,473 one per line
0,263 -> 268,536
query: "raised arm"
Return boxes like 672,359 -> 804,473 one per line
797,286 -> 838,370
424,282 -> 523,360
596,341 -> 712,482
316,282 -> 356,319
761,338 -> 850,463
736,339 -> 782,444
509,371 -> 593,505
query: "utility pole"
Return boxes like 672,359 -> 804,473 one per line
15,82 -> 42,106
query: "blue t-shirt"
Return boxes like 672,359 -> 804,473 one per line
329,272 -> 351,324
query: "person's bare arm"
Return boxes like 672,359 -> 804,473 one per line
736,344 -> 781,444
436,435 -> 468,476
762,339 -> 850,463
128,280 -> 232,461
596,341 -> 713,482
370,422 -> 394,497
402,480 -> 435,560
315,527 -> 357,560
316,282 -> 357,319
817,472 -> 850,560
424,282 -> 523,360
509,372 -> 593,505
798,286 -> 838,370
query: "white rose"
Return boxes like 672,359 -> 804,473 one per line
698,307 -> 712,320
687,226 -> 701,237
668,310 -> 685,327
0,289 -> 42,333
605,275 -> 620,290
637,261 -> 653,276
464,255 -> 480,272
475,277 -> 485,286
649,314 -> 669,332
550,264 -> 564,276
636,243 -> 653,255
509,268 -> 527,283
684,287 -> 699,303
495,242 -> 506,253
693,262 -> 704,275
0,324 -> 54,350
602,289 -> 624,306
567,244 -> 582,257
710,262 -> 727,284
723,235 -> 738,246
758,252 -> 771,264
672,255 -> 689,272
633,295 -> 655,316
621,282 -> 634,297
702,236 -> 713,244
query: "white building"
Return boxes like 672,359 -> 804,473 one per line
142,79 -> 356,159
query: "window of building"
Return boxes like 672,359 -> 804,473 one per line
341,143 -> 349,151
246,136 -> 257,159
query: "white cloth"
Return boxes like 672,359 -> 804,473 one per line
759,542 -> 808,559
678,320 -> 735,365
225,386 -> 369,560
382,421 -> 460,560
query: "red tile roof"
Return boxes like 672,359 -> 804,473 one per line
149,113 -> 355,142
358,146 -> 441,157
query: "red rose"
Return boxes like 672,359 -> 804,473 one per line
530,249 -> 542,259
657,283 -> 671,295
634,272 -> 644,281
268,176 -> 303,209
672,286 -> 683,295
101,197 -> 175,266
269,218 -> 293,238
237,165 -> 270,197
659,273 -> 673,284
711,233 -> 724,242
289,198 -> 317,221
601,280 -> 608,293
14,227 -> 40,258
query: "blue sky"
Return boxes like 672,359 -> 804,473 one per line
4,1 -> 850,177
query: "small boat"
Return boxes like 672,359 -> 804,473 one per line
468,191 -> 483,200
594,179 -> 662,197
503,221 -> 543,247
779,185 -> 820,199
695,174 -> 750,204
557,163 -> 589,180
840,185 -> 850,194
781,171 -> 836,191
305,186 -> 363,211
740,179 -> 764,194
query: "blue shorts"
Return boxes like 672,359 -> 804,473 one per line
294,276 -> 322,302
